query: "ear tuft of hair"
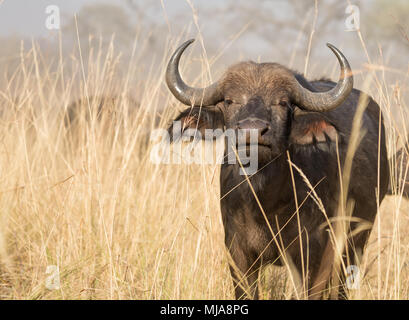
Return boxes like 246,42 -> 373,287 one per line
167,107 -> 224,143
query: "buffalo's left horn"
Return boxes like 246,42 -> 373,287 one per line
291,43 -> 353,112
166,39 -> 223,106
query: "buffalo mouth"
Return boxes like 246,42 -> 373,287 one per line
234,142 -> 273,165
236,142 -> 272,151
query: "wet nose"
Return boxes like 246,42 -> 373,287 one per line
237,119 -> 270,135
236,119 -> 271,144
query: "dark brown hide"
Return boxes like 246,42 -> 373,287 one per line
166,41 -> 389,300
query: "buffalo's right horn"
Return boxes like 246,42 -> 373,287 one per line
166,39 -> 223,106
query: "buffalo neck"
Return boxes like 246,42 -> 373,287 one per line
219,153 -> 291,215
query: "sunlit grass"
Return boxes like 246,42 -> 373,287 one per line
0,24 -> 407,299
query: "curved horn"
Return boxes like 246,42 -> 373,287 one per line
291,43 -> 353,112
166,39 -> 223,107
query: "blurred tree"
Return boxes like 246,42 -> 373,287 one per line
364,0 -> 409,48
62,4 -> 136,54
199,0 -> 346,61
211,0 -> 345,39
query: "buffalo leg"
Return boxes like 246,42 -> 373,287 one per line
290,235 -> 327,299
227,239 -> 261,299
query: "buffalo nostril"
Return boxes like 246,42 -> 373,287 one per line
260,126 -> 269,136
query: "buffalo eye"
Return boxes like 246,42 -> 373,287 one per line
224,99 -> 233,106
279,101 -> 288,107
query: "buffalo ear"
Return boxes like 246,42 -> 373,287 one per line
168,106 -> 225,141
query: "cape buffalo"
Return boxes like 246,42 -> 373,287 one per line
63,95 -> 144,149
166,39 -> 390,299
64,95 -> 139,129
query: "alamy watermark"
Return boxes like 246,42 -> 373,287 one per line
345,4 -> 360,32
150,121 -> 260,175
345,265 -> 360,290
45,265 -> 60,290
45,5 -> 60,30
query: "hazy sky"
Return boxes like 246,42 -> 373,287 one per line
0,1 -> 404,72
0,0 -> 110,37
0,0 -> 215,38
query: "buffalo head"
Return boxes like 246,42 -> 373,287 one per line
166,39 -> 353,164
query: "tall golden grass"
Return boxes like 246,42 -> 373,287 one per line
0,29 -> 407,299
